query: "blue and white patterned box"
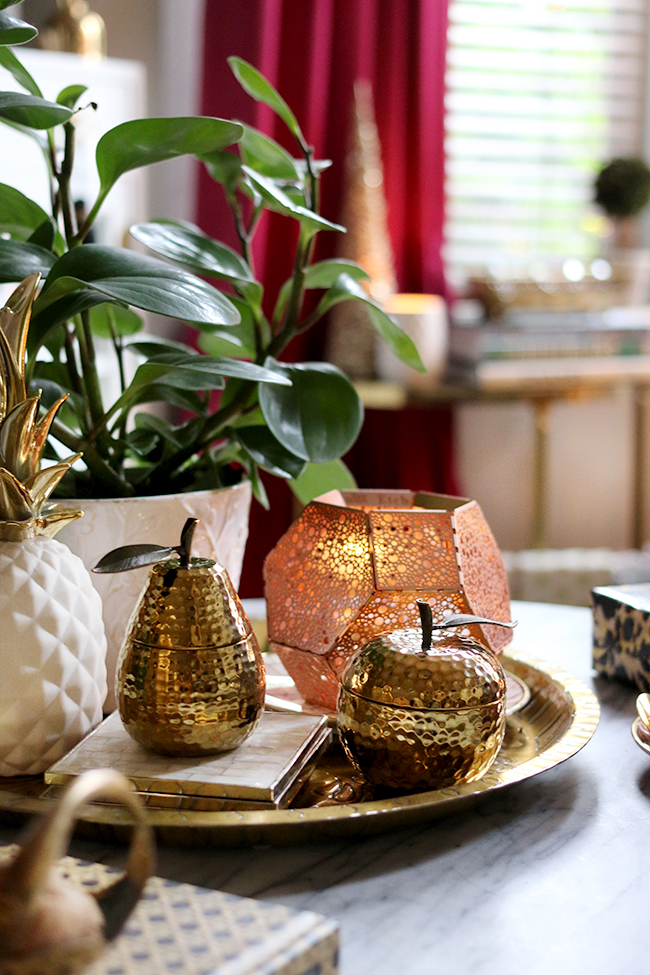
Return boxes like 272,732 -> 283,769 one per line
0,848 -> 339,975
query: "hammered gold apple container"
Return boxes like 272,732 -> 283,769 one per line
337,602 -> 515,792
95,519 -> 265,756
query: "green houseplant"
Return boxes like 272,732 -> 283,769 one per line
0,2 -> 422,510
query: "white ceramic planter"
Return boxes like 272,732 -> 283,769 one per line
56,481 -> 252,710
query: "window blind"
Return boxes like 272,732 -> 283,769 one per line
443,0 -> 649,282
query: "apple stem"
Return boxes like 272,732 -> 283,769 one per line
417,600 -> 433,651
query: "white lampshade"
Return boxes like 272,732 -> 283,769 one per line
375,293 -> 448,388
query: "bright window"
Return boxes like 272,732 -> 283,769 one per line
444,0 -> 649,284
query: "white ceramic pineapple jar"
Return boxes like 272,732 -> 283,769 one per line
0,276 -> 107,776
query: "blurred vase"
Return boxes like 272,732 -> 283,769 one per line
39,1 -> 107,59
375,293 -> 448,389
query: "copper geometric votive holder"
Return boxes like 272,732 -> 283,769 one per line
263,490 -> 512,710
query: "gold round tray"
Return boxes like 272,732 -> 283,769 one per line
0,652 -> 599,846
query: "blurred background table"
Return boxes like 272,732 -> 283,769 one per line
1,600 -> 648,975
358,356 -> 650,550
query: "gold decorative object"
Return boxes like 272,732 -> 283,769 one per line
0,651 -> 599,845
0,769 -> 153,975
264,490 -> 512,711
0,275 -> 106,777
95,519 -> 265,757
39,0 -> 107,59
337,603 -> 513,792
327,80 -> 397,378
0,274 -> 82,541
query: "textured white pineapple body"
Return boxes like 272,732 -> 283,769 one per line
0,536 -> 107,776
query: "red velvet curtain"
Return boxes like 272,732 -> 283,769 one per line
198,0 -> 453,596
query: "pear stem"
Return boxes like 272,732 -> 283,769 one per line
178,518 -> 198,568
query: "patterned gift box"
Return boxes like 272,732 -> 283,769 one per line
0,846 -> 339,975
592,583 -> 650,691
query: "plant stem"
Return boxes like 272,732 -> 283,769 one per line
144,381 -> 254,487
50,419 -> 133,497
73,311 -> 107,440
57,122 -> 77,245
63,322 -> 85,400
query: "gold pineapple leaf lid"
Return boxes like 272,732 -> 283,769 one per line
0,275 -> 82,538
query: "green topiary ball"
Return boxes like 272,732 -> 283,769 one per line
595,157 -> 650,218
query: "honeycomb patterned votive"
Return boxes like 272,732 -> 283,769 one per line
264,490 -> 511,709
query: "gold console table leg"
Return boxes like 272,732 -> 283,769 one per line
532,398 -> 551,550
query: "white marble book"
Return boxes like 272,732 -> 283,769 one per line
45,711 -> 330,810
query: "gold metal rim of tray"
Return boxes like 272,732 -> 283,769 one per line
0,652 -> 600,846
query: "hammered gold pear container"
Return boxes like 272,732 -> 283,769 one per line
100,520 -> 265,757
337,602 -> 514,792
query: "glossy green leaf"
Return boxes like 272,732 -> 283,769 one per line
365,302 -> 426,371
247,459 -> 270,509
274,259 -> 370,323
95,117 -> 243,207
0,46 -> 42,95
259,359 -> 363,463
200,149 -> 241,191
89,302 -> 143,338
228,57 -> 304,146
27,218 -> 56,250
290,459 -> 357,506
0,92 -> 72,128
0,11 -> 38,46
198,327 -> 253,360
129,361 -> 226,393
130,220 -> 254,283
126,338 -> 209,359
0,238 -> 55,280
233,426 -> 306,479
125,382 -> 206,416
313,273 -> 425,371
29,279 -> 117,353
136,412 -> 184,443
241,166 -> 345,235
94,544 -> 176,574
57,84 -> 88,109
304,260 -> 370,289
125,426 -> 160,458
0,183 -> 51,238
197,296 -> 258,358
295,158 -> 332,175
131,352 -> 291,385
239,124 -> 300,180
39,245 -> 241,326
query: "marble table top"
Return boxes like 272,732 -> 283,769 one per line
2,601 -> 648,975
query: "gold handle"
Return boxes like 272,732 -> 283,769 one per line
0,769 -> 155,970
